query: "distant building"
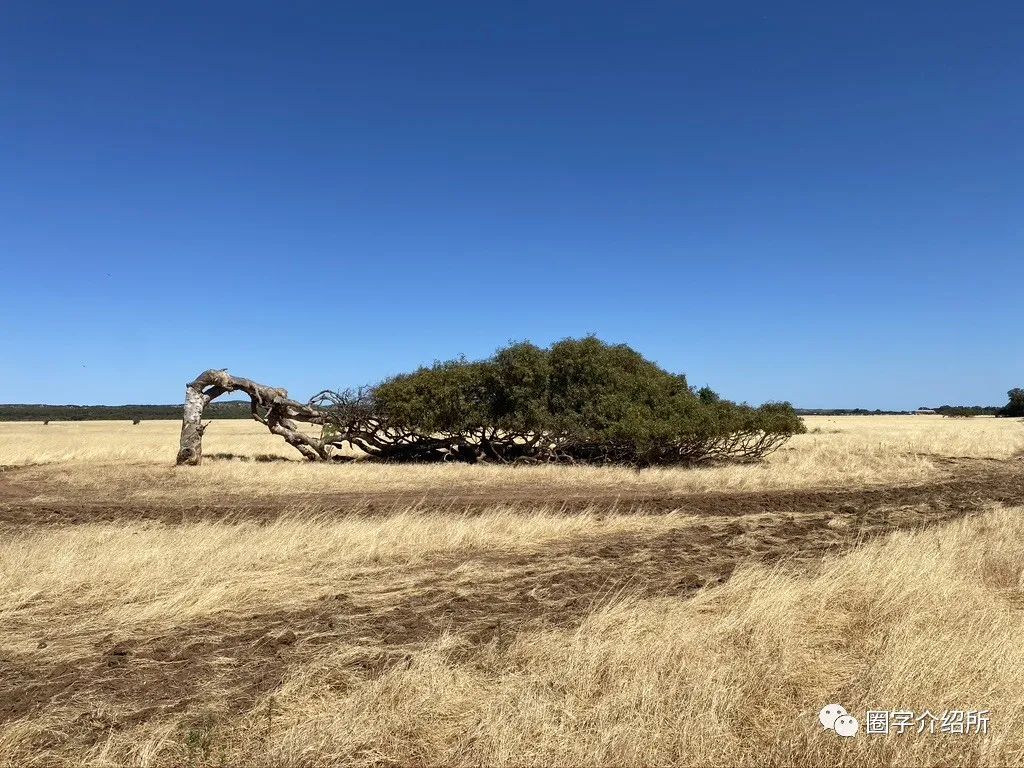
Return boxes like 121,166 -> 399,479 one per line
914,408 -> 937,415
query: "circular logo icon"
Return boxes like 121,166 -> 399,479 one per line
834,715 -> 860,738
819,704 -> 848,730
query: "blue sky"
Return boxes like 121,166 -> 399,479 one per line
1,2 -> 1021,408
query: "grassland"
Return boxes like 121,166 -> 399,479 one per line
0,416 -> 1022,766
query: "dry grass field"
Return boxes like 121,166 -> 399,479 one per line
1,415 -> 1023,767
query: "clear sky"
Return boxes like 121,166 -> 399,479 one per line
1,2 -> 1021,409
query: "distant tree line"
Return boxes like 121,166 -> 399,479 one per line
796,408 -> 909,416
922,391 -> 1023,417
930,405 -> 1001,417
0,401 -> 252,422
797,396 -> 1022,417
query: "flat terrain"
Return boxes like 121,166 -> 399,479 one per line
1,416 -> 1023,766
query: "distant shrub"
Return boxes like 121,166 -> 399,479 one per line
999,388 -> 1024,418
322,337 -> 804,466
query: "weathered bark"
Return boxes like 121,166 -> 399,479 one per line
176,369 -> 331,466
175,378 -> 209,465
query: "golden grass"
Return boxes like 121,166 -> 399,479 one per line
1,416 -> 1023,767
2,416 -> 1021,501
211,505 -> 1024,766
0,419 -> 308,466
6,504 -> 1022,766
0,508 -> 695,652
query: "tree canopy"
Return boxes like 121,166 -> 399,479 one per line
999,388 -> 1024,418
323,337 -> 805,466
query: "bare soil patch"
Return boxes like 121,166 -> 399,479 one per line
0,457 -> 1020,526
3,458 -> 1021,741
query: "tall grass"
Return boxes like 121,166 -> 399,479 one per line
3,417 -> 1022,499
2,417 -> 1022,766
213,504 -> 1024,767
12,504 -> 1022,766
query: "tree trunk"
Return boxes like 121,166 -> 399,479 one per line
175,379 -> 209,465
175,369 -> 331,466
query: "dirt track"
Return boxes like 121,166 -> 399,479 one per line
0,457 -> 1020,525
2,458 -> 1022,743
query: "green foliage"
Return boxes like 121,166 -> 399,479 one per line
374,357 -> 492,434
546,337 -> 690,445
999,388 -> 1024,418
489,342 -> 551,431
932,405 -> 999,417
364,337 -> 804,465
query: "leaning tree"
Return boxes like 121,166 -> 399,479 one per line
176,338 -> 805,467
176,369 -> 334,465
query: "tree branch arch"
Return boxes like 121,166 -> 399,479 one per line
175,369 -> 332,465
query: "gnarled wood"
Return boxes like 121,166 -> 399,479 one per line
176,369 -> 331,465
